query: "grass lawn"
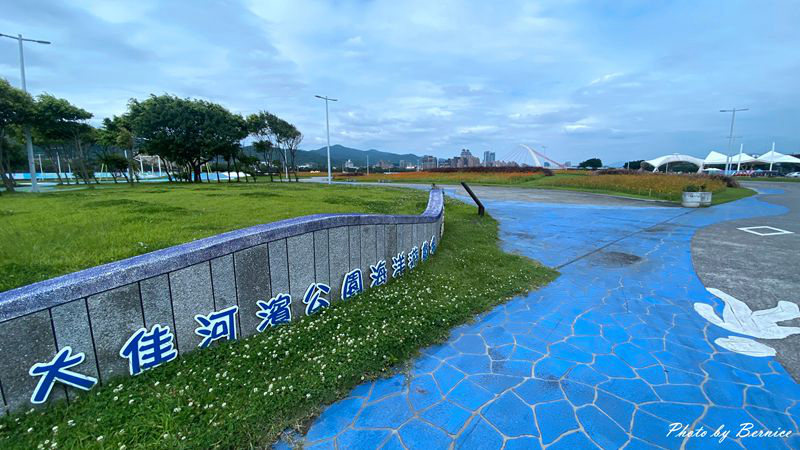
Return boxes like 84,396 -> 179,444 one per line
709,187 -> 757,205
0,183 -> 430,293
0,196 -> 557,449
338,171 -> 755,205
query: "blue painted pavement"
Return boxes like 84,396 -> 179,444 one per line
299,191 -> 800,449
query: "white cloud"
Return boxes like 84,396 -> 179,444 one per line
0,0 -> 797,162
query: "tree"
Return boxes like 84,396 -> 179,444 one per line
99,115 -> 138,183
0,78 -> 35,192
34,94 -> 94,184
128,95 -> 247,183
97,153 -> 129,183
247,111 -> 282,181
578,158 -> 603,169
624,160 -> 644,170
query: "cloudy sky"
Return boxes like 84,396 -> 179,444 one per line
1,0 -> 798,164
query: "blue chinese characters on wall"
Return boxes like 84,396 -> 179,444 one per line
29,347 -> 98,404
408,246 -> 420,270
304,282 -> 332,315
120,324 -> 179,376
341,268 -> 364,299
369,260 -> 388,287
392,251 -> 406,277
194,305 -> 238,348
257,293 -> 292,331
421,241 -> 430,262
23,228 -> 441,405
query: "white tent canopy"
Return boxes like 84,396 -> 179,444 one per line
644,154 -> 705,172
758,150 -> 800,164
728,153 -> 759,164
703,151 -> 730,165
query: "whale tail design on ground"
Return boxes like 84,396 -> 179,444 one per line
694,287 -> 800,357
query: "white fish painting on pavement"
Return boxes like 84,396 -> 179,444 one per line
694,288 -> 800,357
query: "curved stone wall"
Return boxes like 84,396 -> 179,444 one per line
0,188 -> 444,413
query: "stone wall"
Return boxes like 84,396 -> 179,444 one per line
0,188 -> 444,413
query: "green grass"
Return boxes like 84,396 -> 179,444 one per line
709,187 -> 757,205
0,183 -> 429,293
0,197 -> 557,449
339,171 -> 756,206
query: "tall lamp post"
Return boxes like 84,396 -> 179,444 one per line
314,95 -> 337,184
720,107 -> 748,174
1,33 -> 51,192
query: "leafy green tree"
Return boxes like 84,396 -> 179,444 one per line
268,115 -> 303,182
247,111 -> 282,181
34,94 -> 94,184
624,160 -> 644,170
128,95 -> 247,183
0,79 -> 36,192
578,158 -> 603,169
97,153 -> 129,183
99,115 -> 138,183
238,152 -> 261,182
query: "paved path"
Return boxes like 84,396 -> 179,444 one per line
293,186 -> 800,449
692,182 -> 800,381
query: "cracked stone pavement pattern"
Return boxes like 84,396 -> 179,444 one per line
290,188 -> 800,449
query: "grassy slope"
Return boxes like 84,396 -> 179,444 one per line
338,172 -> 755,205
709,187 -> 756,205
0,198 -> 557,449
0,183 -> 427,293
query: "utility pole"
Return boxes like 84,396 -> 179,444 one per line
720,107 -> 748,174
1,33 -> 51,192
315,95 -> 338,184
366,155 -> 369,175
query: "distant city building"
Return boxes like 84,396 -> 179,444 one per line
344,159 -> 357,169
376,160 -> 393,170
456,149 -> 481,168
438,158 -> 452,168
483,151 -> 496,166
421,155 -> 438,170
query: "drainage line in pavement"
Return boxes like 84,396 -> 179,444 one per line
554,209 -> 696,270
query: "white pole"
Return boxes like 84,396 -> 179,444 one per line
283,148 -> 288,180
366,155 -> 369,175
315,95 -> 337,184
769,142 -> 775,171
18,36 -> 38,192
56,152 -> 62,177
325,100 -> 331,184
139,157 -> 144,174
158,156 -> 162,176
737,143 -> 743,172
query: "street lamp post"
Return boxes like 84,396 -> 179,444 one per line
314,95 -> 337,184
1,33 -> 51,192
720,107 -> 748,174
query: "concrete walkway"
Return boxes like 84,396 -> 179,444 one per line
294,186 -> 800,449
